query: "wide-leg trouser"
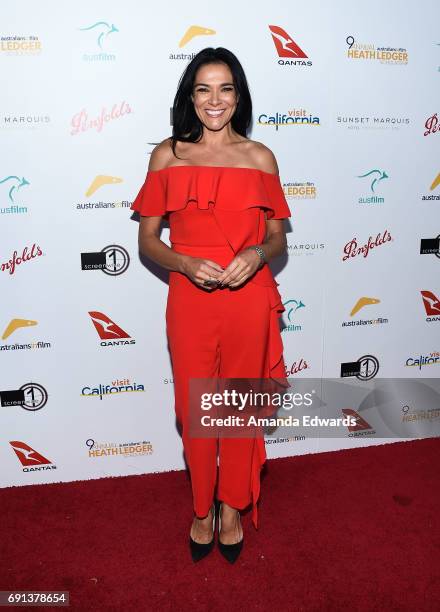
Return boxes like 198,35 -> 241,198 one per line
166,249 -> 278,529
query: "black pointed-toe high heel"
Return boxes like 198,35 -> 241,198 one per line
217,501 -> 244,564
189,502 -> 215,562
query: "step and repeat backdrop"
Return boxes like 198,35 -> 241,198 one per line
1,0 -> 439,486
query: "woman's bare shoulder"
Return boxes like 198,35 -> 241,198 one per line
148,138 -> 174,171
243,139 -> 279,174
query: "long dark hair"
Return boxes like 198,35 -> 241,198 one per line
171,47 -> 252,157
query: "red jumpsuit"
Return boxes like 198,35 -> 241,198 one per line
131,165 -> 291,529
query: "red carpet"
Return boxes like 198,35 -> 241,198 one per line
1,438 -> 439,611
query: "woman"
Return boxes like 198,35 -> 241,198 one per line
131,47 -> 291,563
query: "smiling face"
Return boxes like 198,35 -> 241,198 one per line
191,62 -> 238,132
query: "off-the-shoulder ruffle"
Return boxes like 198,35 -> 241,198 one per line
130,166 -> 292,220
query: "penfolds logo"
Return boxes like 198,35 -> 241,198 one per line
285,358 -> 309,376
70,100 -> 132,135
424,113 -> 438,137
342,229 -> 392,261
1,243 -> 43,275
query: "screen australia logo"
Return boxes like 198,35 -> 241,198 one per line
88,311 -> 135,346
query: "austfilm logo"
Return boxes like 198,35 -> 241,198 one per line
0,383 -> 48,410
76,174 -> 131,211
340,355 -> 379,380
170,25 -> 216,60
10,441 -> 56,472
86,438 -> 153,458
1,318 -> 51,352
78,20 -> 119,61
342,298 -> 388,328
88,311 -> 136,346
81,245 -> 130,276
0,175 -> 29,214
357,168 -> 388,204
346,35 -> 408,64
269,25 -> 312,67
282,299 -> 305,333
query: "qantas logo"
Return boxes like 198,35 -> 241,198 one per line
421,290 -> 440,322
268,25 -> 311,66
88,311 -> 135,346
10,440 -> 56,471
341,409 -> 375,436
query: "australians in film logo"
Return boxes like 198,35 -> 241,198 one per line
424,113 -> 438,137
283,180 -> 317,200
0,34 -> 42,55
258,108 -> 320,131
88,311 -> 135,346
420,235 -> 440,258
346,35 -> 408,64
0,174 -> 29,214
81,377 -> 145,400
70,101 -> 131,136
342,229 -> 392,262
269,25 -> 312,67
9,441 -> 56,472
76,174 -> 131,211
357,168 -> 389,204
421,290 -> 440,323
86,438 -> 153,458
282,299 -> 305,333
1,243 -> 43,275
81,245 -> 130,275
342,297 -> 388,328
340,355 -> 380,380
1,318 -> 51,351
0,383 -> 48,411
78,20 -> 119,61
170,25 -> 216,60
422,172 -> 440,201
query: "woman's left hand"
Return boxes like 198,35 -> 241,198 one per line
216,247 -> 263,288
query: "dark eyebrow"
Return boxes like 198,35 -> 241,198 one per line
193,82 -> 235,87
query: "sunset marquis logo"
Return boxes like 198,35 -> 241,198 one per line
283,180 -> 316,200
342,297 -> 388,328
81,245 -> 130,276
405,351 -> 440,369
424,113 -> 438,137
86,438 -> 153,458
357,168 -> 388,204
0,175 -> 29,214
285,358 -> 309,376
269,25 -> 312,66
422,172 -> 440,201
258,109 -> 320,131
88,311 -> 135,346
0,34 -> 42,55
287,242 -> 325,256
1,243 -> 43,275
81,377 -> 145,400
342,229 -> 392,262
76,175 -> 131,211
282,299 -> 305,332
0,114 -> 50,129
420,235 -> 440,258
346,35 -> 408,64
70,101 -> 131,135
336,115 -> 409,130
0,383 -> 48,410
340,355 -> 379,380
170,25 -> 216,59
1,318 -> 51,351
421,290 -> 440,323
9,441 -> 56,472
78,21 -> 119,61
342,409 -> 376,437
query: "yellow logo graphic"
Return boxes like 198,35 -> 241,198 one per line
179,26 -> 216,48
2,318 -> 38,340
350,298 -> 380,317
430,172 -> 440,191
85,175 -> 123,197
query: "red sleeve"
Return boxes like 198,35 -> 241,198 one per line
261,172 -> 292,220
130,170 -> 167,217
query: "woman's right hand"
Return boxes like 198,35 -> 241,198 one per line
180,256 -> 225,291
